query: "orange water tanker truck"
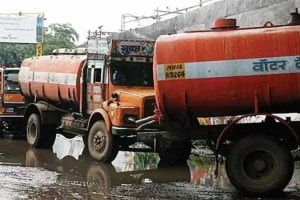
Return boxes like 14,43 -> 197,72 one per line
19,35 -> 157,163
135,9 -> 300,195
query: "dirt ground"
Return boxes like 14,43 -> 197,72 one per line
0,135 -> 299,200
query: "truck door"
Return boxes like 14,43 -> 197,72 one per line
86,60 -> 105,112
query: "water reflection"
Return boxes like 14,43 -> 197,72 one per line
1,136 -> 300,199
51,134 -> 229,188
26,139 -> 192,199
112,151 -> 159,172
52,134 -> 85,160
188,156 -> 230,188
0,135 -> 231,185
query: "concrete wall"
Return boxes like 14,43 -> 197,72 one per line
117,0 -> 299,40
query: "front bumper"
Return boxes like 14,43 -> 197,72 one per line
112,126 -> 189,142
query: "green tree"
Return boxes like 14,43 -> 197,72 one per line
0,43 -> 35,67
43,23 -> 79,55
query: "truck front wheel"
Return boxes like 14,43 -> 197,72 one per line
88,121 -> 119,163
225,136 -> 294,195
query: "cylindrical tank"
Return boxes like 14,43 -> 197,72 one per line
19,55 -> 86,105
153,25 -> 300,118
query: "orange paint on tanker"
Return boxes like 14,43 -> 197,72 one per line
19,55 -> 86,105
153,25 -> 300,118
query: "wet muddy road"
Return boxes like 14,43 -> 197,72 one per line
0,135 -> 299,200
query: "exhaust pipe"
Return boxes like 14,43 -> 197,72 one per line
136,120 -> 157,131
135,116 -> 154,126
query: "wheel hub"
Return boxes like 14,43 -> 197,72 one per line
243,150 -> 277,182
253,159 -> 266,171
29,122 -> 37,141
93,132 -> 106,152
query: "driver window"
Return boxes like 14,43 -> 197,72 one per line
94,68 -> 101,83
87,63 -> 103,83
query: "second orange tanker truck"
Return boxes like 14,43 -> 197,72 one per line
136,10 -> 300,195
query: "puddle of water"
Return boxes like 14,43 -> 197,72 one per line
0,135 -> 299,199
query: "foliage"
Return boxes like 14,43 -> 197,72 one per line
133,152 -> 158,170
43,23 -> 79,55
0,23 -> 80,66
0,43 -> 35,67
188,155 -> 211,167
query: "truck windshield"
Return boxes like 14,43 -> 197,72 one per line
4,70 -> 20,92
111,62 -> 153,86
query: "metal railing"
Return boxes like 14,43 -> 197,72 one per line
121,0 -> 223,32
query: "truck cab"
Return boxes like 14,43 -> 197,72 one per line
83,38 -> 156,161
85,39 -> 155,123
0,66 -> 24,135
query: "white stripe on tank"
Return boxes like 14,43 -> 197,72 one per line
19,67 -> 77,85
157,55 -> 300,81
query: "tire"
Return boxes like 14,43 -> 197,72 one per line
27,114 -> 43,148
88,121 -> 119,163
225,136 -> 294,195
158,140 -> 191,166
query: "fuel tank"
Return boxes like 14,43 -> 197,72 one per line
19,55 -> 86,104
153,24 -> 300,118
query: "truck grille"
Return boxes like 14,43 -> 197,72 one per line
143,98 -> 156,118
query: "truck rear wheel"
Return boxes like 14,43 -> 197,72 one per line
27,113 -> 56,148
27,114 -> 43,147
88,121 -> 119,163
225,135 -> 294,195
158,140 -> 191,166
